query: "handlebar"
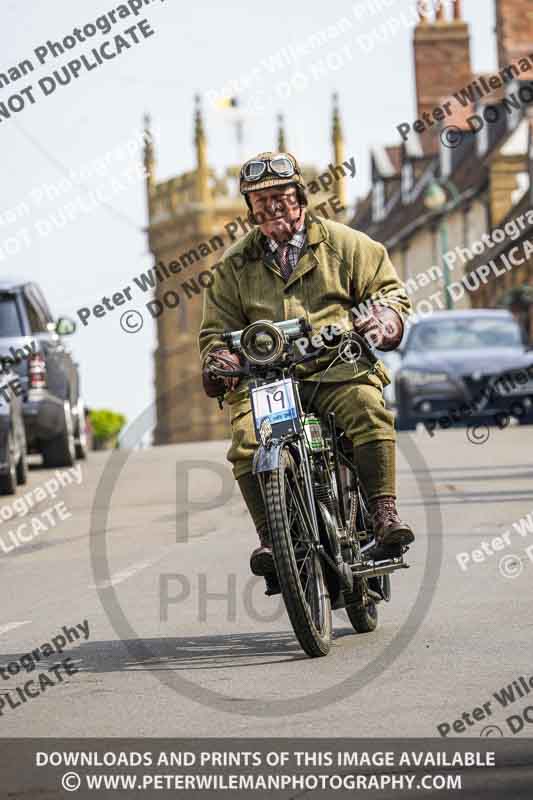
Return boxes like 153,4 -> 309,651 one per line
207,365 -> 248,378
208,328 -> 379,382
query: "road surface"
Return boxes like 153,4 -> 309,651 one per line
1,426 -> 532,738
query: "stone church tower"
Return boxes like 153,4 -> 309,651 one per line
145,96 -> 348,445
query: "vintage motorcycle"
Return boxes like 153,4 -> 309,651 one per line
207,317 -> 409,658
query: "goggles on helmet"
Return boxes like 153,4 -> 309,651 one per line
241,154 -> 296,183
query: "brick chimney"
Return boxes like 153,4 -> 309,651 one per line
495,0 -> 533,78
413,0 -> 472,121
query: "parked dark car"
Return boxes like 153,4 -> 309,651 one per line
0,367 -> 27,494
395,309 -> 533,431
0,280 -> 86,467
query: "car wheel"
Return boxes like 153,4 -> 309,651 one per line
73,398 -> 88,460
16,436 -> 28,485
396,406 -> 417,431
41,402 -> 76,468
0,432 -> 17,495
395,390 -> 417,432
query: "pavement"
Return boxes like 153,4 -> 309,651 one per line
1,426 -> 532,738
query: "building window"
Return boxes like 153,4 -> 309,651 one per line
477,114 -> 489,157
372,180 -> 385,222
430,223 -> 439,268
506,81 -> 522,132
440,138 -> 452,178
401,162 -> 414,202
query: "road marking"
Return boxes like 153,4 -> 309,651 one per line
89,549 -> 175,590
0,621 -> 31,636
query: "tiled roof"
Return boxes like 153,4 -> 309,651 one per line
351,96 -> 531,249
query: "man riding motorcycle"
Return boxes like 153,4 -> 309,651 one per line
199,151 -> 414,583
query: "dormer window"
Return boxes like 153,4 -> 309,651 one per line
505,81 -> 522,132
440,136 -> 452,178
372,180 -> 385,221
401,162 -> 414,202
477,111 -> 489,157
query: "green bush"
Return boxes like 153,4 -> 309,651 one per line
89,409 -> 126,442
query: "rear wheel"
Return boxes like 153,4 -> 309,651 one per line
41,402 -> 76,468
0,432 -> 17,495
263,449 -> 332,658
16,437 -> 28,485
344,481 -> 379,633
345,596 -> 378,633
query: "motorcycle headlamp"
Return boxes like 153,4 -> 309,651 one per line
240,320 -> 285,365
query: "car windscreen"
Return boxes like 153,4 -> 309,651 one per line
407,318 -> 522,352
0,293 -> 23,337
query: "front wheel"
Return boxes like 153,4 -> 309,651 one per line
263,448 -> 332,658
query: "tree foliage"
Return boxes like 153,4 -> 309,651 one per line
89,409 -> 126,442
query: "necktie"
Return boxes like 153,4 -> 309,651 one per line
277,243 -> 292,282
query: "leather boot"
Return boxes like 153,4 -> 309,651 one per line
250,525 -> 275,577
370,496 -> 414,556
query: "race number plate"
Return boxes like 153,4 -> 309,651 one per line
250,378 -> 301,439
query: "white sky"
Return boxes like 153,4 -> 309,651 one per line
0,1 -> 496,429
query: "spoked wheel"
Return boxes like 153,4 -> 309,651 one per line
263,448 -> 332,658
345,595 -> 378,633
344,482 -> 379,634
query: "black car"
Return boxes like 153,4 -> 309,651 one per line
0,280 -> 86,467
395,309 -> 533,431
0,366 -> 27,494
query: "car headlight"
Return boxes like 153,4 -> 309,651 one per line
400,370 -> 450,386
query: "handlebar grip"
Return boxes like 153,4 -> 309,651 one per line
350,331 -> 379,365
208,366 -> 247,378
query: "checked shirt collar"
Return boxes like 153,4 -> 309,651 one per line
264,219 -> 307,281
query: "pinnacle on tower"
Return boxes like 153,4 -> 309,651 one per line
331,93 -> 347,211
143,112 -> 156,217
193,94 -> 210,206
277,113 -> 287,152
